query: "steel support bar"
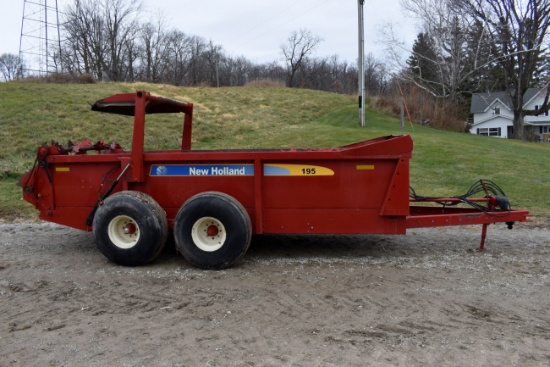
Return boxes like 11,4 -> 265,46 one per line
406,208 -> 529,229
410,197 -> 493,204
480,223 -> 488,251
407,208 -> 529,252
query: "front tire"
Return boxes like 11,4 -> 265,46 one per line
174,192 -> 252,269
93,191 -> 168,266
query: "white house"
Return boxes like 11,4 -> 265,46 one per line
469,88 -> 550,141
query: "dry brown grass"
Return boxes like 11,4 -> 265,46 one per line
372,86 -> 467,132
244,78 -> 286,88
18,73 -> 96,84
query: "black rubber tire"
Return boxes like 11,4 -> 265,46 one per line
173,192 -> 252,270
93,191 -> 168,266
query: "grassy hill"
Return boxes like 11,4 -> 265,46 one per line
1,81 -> 549,220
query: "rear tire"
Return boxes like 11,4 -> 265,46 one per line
174,192 -> 252,269
93,191 -> 168,266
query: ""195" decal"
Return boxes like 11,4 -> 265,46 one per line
265,164 -> 334,176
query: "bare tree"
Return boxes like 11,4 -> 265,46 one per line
165,29 -> 192,85
205,41 -> 223,87
0,54 -> 24,81
63,0 -> 141,81
223,56 -> 252,86
103,0 -> 141,80
186,35 -> 208,86
63,0 -> 104,77
458,0 -> 550,139
139,18 -> 170,83
364,53 -> 390,95
400,0 -> 481,101
281,29 -> 322,87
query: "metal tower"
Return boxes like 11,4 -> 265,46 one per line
19,0 -> 62,76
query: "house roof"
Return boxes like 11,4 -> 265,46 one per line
470,114 -> 513,127
525,120 -> 550,126
470,88 -> 541,113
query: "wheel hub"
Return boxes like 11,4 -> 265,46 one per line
108,215 -> 140,249
191,216 -> 227,252
206,224 -> 219,237
124,223 -> 137,235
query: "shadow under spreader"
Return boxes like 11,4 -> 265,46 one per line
246,234 -> 417,261
36,225 -> 481,268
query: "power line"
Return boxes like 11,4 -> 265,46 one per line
229,0 -> 309,44
225,0 -> 332,57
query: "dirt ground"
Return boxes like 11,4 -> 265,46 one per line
0,220 -> 549,367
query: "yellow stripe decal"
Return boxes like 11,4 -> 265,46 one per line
356,165 -> 375,171
264,164 -> 334,176
55,167 -> 70,172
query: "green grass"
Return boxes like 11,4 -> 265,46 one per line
1,81 -> 549,220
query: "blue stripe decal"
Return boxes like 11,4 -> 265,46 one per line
263,165 -> 291,175
151,164 -> 254,176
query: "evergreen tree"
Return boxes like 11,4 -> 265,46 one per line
406,33 -> 439,84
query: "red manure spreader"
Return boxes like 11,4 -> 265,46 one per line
21,91 -> 529,269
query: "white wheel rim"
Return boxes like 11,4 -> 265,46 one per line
108,215 -> 140,249
191,216 -> 226,252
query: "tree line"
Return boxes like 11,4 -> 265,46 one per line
1,0 -> 389,96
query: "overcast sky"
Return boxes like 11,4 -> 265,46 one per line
2,0 -> 418,67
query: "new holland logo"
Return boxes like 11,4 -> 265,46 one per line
156,166 -> 168,176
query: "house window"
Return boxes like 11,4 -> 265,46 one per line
540,126 -> 550,134
494,107 -> 501,115
477,128 -> 501,136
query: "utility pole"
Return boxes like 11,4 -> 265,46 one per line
358,0 -> 365,128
